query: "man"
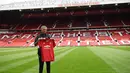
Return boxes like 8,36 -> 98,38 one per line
34,25 -> 53,73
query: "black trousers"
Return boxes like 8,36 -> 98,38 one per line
38,56 -> 51,73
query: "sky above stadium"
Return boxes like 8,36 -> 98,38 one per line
0,0 -> 34,5
0,0 -> 130,5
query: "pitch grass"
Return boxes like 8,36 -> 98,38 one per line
0,46 -> 130,73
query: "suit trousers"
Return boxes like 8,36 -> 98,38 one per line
38,56 -> 51,73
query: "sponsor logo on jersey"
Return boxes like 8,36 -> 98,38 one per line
44,45 -> 51,49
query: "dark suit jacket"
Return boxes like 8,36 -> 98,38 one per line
34,32 -> 50,56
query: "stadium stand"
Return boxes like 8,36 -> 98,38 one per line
0,2 -> 130,47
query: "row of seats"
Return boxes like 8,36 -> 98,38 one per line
23,8 -> 130,18
0,29 -> 130,47
15,16 -> 130,29
1,14 -> 130,29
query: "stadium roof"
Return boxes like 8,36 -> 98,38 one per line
0,0 -> 130,11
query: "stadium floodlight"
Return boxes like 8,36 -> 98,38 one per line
47,10 -> 50,12
89,5 -> 91,7
65,7 -> 67,9
19,9 -> 22,11
41,8 -> 44,10
115,3 -> 118,6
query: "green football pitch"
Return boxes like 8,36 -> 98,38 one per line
0,46 -> 130,73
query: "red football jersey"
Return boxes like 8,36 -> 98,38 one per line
38,38 -> 56,62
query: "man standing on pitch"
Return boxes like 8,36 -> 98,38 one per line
34,25 -> 54,73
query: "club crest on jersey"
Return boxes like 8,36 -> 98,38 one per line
46,40 -> 49,42
43,42 -> 45,44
